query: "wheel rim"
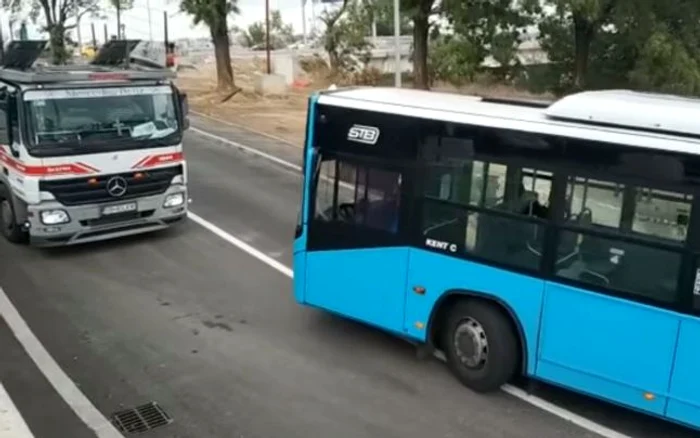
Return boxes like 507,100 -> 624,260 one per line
1,200 -> 14,233
453,317 -> 489,369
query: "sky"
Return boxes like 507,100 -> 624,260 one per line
1,0 -> 342,43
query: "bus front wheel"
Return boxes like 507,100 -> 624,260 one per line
442,299 -> 518,393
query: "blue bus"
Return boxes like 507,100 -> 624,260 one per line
292,87 -> 700,431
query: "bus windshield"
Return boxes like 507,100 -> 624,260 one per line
23,85 -> 180,149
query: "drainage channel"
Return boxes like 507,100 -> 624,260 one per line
110,402 -> 173,435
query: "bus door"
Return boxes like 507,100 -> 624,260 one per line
304,153 -> 410,333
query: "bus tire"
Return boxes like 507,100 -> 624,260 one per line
442,299 -> 518,393
0,186 -> 27,244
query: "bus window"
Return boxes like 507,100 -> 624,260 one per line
313,158 -> 401,234
556,176 -> 685,305
314,159 -> 338,222
566,177 -> 622,228
632,189 -> 692,243
422,158 -> 552,272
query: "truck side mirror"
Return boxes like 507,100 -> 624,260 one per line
178,91 -> 189,131
179,92 -> 188,116
0,95 -> 16,153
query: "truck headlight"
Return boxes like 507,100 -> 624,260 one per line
40,209 -> 70,225
163,192 -> 185,208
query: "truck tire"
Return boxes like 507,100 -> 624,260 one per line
442,299 -> 518,393
0,186 -> 28,244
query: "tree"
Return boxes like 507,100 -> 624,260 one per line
181,0 -> 240,91
241,9 -> 294,49
110,0 -> 134,38
441,0 -> 532,83
370,0 -> 439,89
368,0 -> 412,36
2,0 -> 100,64
535,0 -> 619,90
320,0 -> 373,74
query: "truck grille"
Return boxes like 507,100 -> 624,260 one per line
39,165 -> 182,206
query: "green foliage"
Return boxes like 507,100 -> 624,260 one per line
367,0 -> 413,36
428,35 -> 482,86
240,10 -> 294,49
180,0 -> 239,36
110,0 -> 133,10
320,0 -> 373,74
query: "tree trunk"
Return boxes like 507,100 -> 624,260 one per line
572,15 -> 594,90
48,25 -> 67,65
211,28 -> 236,91
412,4 -> 431,90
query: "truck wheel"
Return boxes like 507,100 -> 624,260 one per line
442,299 -> 518,393
0,187 -> 27,244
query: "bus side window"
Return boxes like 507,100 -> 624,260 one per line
555,176 -> 685,305
314,159 -> 338,222
313,158 -> 402,234
632,188 -> 692,243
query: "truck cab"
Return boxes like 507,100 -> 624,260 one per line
0,39 -> 190,246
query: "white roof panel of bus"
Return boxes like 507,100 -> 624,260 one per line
317,87 -> 700,157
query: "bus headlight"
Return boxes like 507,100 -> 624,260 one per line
163,192 -> 185,208
40,209 -> 70,225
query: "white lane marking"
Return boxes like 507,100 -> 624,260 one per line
187,127 -> 635,438
188,212 -> 293,278
0,290 -> 123,438
0,382 -> 33,437
189,126 -> 354,192
191,211 -> 632,438
191,111 -> 298,147
189,127 -> 302,172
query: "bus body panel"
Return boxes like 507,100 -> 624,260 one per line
293,251 -> 307,303
537,282 -> 679,416
304,247 -> 410,333
404,248 -> 543,374
666,318 -> 700,426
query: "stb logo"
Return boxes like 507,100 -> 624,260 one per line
347,124 -> 380,145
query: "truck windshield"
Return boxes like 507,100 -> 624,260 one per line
23,85 -> 180,148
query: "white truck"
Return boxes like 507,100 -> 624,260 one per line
0,39 -> 190,246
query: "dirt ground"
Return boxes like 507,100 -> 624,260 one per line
176,60 -> 313,146
176,59 -> 551,147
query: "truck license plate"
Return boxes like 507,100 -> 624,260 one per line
102,202 -> 137,216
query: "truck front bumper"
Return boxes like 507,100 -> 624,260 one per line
26,185 -> 188,247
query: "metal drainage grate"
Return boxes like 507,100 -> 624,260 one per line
110,402 -> 173,434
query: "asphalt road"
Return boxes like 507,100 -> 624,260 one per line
0,115 -> 696,438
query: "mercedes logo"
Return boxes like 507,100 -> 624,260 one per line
106,176 -> 128,197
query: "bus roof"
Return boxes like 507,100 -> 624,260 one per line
317,87 -> 700,157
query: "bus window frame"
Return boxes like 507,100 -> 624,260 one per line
415,121 -> 700,316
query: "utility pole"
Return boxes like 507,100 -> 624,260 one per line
146,0 -> 153,40
164,11 -> 169,52
103,23 -> 108,43
265,0 -> 271,74
301,0 -> 307,45
116,0 -> 122,38
91,23 -> 97,49
393,0 -> 401,87
76,13 -> 82,49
